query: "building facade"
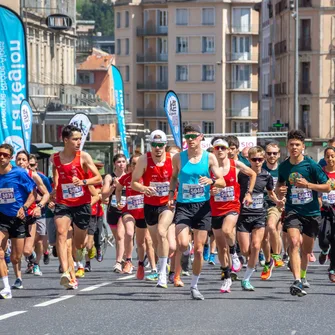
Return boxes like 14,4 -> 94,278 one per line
114,0 -> 260,134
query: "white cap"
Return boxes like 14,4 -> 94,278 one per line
212,139 -> 229,147
150,130 -> 167,143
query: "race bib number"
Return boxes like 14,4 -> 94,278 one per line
182,184 -> 205,200
61,184 -> 84,199
291,187 -> 313,205
322,190 -> 335,205
111,195 -> 126,208
245,193 -> 264,209
150,182 -> 169,197
272,177 -> 278,188
127,195 -> 144,210
214,186 -> 235,202
0,188 -> 15,204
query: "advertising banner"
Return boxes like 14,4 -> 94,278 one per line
69,113 -> 92,151
20,99 -> 33,152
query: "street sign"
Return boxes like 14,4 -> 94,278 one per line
273,120 -> 284,128
46,14 -> 72,31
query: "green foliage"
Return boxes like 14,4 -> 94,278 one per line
77,0 -> 114,36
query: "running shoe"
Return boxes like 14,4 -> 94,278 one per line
60,271 -> 71,288
136,263 -> 145,280
156,275 -> 168,289
67,279 -> 78,290
113,262 -> 123,273
290,280 -> 307,297
75,268 -> 85,278
308,253 -> 316,263
319,251 -> 329,265
231,253 -> 242,272
328,270 -> 335,283
190,287 -> 204,300
33,264 -> 43,276
220,278 -> 232,293
84,262 -> 92,272
181,270 -> 190,277
181,254 -> 190,273
301,278 -> 310,288
168,272 -> 175,284
203,245 -> 210,261
146,270 -> 159,281
272,254 -> 284,268
241,280 -> 254,291
208,253 -> 216,265
76,248 -> 87,262
260,258 -> 274,281
43,252 -> 50,265
174,276 -> 184,287
25,262 -> 34,274
123,261 -> 133,274
25,251 -> 36,263
52,246 -> 58,258
4,250 -> 10,264
282,253 -> 289,264
88,246 -> 97,259
11,278 -> 23,290
96,248 -> 103,262
258,250 -> 265,267
0,288 -> 12,299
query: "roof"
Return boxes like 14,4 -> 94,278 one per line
77,51 -> 114,71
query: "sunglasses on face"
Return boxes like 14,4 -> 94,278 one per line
151,142 -> 165,148
184,134 -> 199,140
214,146 -> 228,151
266,152 -> 278,156
250,158 -> 264,163
29,163 -> 37,168
0,152 -> 11,159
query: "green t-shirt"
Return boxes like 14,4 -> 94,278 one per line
278,156 -> 328,216
263,162 -> 278,207
238,152 -> 251,167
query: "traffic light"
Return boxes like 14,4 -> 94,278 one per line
289,0 -> 295,10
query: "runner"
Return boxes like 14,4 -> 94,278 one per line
209,137 -> 256,293
101,154 -> 127,273
260,142 -> 285,281
132,130 -> 174,288
0,144 -> 36,299
318,137 -> 335,168
51,125 -> 102,289
276,130 -> 330,296
168,125 -> 226,300
237,146 -> 284,291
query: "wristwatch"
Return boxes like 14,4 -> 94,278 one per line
37,203 -> 43,209
169,190 -> 175,195
23,205 -> 28,212
246,190 -> 253,195
211,178 -> 216,186
83,179 -> 87,185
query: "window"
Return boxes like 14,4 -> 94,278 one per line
125,65 -> 130,82
202,8 -> 215,26
178,93 -> 189,110
202,93 -> 215,110
232,36 -> 251,61
125,11 -> 129,27
202,65 -> 215,81
176,8 -> 188,26
232,8 -> 251,32
176,65 -> 188,81
158,66 -> 168,83
116,12 -> 121,28
159,10 -> 168,27
232,93 -> 250,117
124,93 -> 130,109
232,121 -> 250,133
202,121 -> 215,134
158,121 -> 169,134
158,37 -> 168,55
202,36 -> 215,53
125,38 -> 129,55
77,72 -> 94,84
176,37 -> 188,53
232,65 -> 251,88
117,39 -> 121,55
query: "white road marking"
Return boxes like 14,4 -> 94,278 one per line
80,282 -> 111,292
34,295 -> 75,307
116,270 -> 151,281
0,311 -> 27,321
291,330 -> 297,335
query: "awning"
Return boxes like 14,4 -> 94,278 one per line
38,149 -> 58,156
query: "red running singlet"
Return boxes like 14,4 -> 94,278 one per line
27,169 -> 36,216
54,151 -> 91,207
142,152 -> 172,206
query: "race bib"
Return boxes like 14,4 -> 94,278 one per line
127,195 -> 144,210
322,190 -> 335,205
272,177 -> 278,188
245,193 -> 264,209
61,184 -> 84,199
111,195 -> 126,208
182,184 -> 205,200
291,187 -> 313,205
150,182 -> 169,197
0,188 -> 15,204
214,186 -> 235,202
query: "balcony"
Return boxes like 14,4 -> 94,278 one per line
299,0 -> 312,7
136,53 -> 168,63
275,0 -> 288,15
274,82 -> 287,95
137,80 -> 168,91
226,52 -> 258,63
227,24 -> 258,34
226,109 -> 257,119
226,81 -> 257,91
137,108 -> 166,118
299,81 -> 311,94
136,25 -> 168,36
76,32 -> 93,54
299,37 -> 312,51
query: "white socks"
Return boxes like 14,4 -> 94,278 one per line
191,274 -> 200,289
243,267 -> 255,281
2,276 -> 10,290
158,257 -> 168,283
77,261 -> 84,269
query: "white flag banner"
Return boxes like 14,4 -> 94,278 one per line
69,113 -> 92,150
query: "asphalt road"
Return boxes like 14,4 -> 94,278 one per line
1,248 -> 334,335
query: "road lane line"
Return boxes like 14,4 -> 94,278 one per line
34,295 -> 75,307
80,282 -> 111,292
116,270 -> 151,281
0,311 -> 27,321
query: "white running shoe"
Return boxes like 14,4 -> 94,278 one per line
231,253 -> 242,272
220,278 -> 232,293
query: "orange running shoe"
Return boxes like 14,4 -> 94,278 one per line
136,263 -> 145,280
123,261 -> 133,274
272,254 -> 284,268
174,276 -> 184,287
260,258 -> 274,281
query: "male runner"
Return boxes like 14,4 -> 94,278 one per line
169,125 -> 226,300
209,137 -> 256,293
276,130 -> 330,296
0,144 -> 36,299
132,130 -> 174,288
51,125 -> 102,289
226,135 -> 251,167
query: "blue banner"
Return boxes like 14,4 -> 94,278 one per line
164,90 -> 182,148
0,6 -> 28,156
111,65 -> 129,159
20,99 -> 33,153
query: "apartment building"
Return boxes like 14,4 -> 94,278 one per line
259,0 -> 335,141
114,0 -> 260,134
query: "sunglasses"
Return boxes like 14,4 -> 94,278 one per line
214,146 -> 228,151
250,158 -> 264,163
151,142 -> 165,148
29,163 -> 37,167
184,134 -> 199,140
266,152 -> 278,156
0,152 -> 11,159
